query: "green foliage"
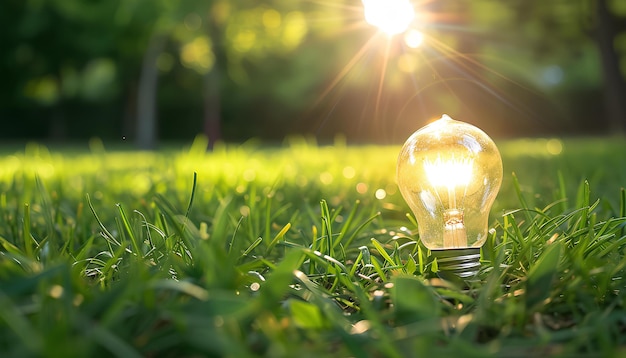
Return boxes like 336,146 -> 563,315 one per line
3,0 -> 625,141
0,137 -> 625,356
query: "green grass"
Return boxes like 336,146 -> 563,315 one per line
0,135 -> 625,357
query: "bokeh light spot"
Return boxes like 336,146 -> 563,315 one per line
181,36 -> 215,73
404,29 -> 424,48
282,11 -> 307,48
49,285 -> 64,299
385,184 -> 398,195
263,9 -> 282,29
320,172 -> 333,185
342,166 -> 356,179
243,169 -> 256,182
356,182 -> 368,194
233,30 -> 257,53
25,75 -> 59,104
546,138 -> 563,155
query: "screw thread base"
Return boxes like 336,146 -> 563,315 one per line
431,248 -> 481,283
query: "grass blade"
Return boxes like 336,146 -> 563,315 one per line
371,238 -> 397,267
526,241 -> 563,311
22,203 -> 33,258
116,204 -> 142,257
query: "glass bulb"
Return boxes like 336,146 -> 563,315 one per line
397,114 -> 503,279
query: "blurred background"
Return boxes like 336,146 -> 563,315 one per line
1,0 -> 625,147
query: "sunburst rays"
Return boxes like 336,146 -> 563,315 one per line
300,0 -> 547,141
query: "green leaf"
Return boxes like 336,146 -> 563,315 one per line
0,290 -> 43,354
371,238 -> 397,266
405,255 -> 417,275
526,242 -> 563,310
288,299 -> 328,329
149,279 -> 209,301
22,203 -> 34,258
265,222 -> 291,256
258,249 -> 303,307
390,276 -> 439,324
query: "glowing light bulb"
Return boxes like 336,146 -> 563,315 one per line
396,114 -> 503,280
362,0 -> 415,36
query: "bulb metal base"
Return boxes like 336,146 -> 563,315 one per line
431,248 -> 481,283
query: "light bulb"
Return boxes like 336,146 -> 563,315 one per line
397,114 -> 503,280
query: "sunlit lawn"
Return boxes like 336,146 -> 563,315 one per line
0,136 -> 625,357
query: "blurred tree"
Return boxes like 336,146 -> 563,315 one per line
129,0 -> 312,149
499,0 -> 626,133
120,0 -> 187,149
0,0 -> 123,139
0,0 -> 318,145
1,0 -> 623,142
594,0 -> 626,133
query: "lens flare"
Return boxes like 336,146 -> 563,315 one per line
404,29 -> 424,48
362,0 -> 415,35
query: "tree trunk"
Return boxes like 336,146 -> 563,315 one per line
595,0 -> 626,134
203,68 -> 221,150
136,34 -> 165,150
203,19 -> 227,150
123,81 -> 138,141
49,106 -> 67,140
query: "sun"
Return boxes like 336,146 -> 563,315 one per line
362,0 -> 415,35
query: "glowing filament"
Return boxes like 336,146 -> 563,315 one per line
424,156 -> 473,192
423,156 -> 473,247
362,0 -> 415,35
